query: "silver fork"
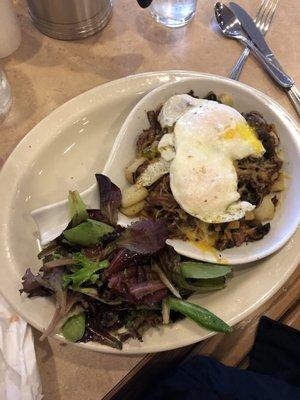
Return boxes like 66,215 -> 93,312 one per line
229,0 -> 278,80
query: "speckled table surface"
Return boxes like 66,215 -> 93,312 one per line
0,0 -> 299,399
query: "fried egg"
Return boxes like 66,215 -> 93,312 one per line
157,94 -> 265,223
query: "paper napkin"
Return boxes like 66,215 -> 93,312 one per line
0,295 -> 43,400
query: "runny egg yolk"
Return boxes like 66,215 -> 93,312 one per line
182,227 -> 228,264
222,123 -> 265,155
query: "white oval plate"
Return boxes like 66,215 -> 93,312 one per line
0,71 -> 299,354
104,77 -> 300,264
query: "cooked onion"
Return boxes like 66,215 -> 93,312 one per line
152,263 -> 181,299
162,298 -> 170,325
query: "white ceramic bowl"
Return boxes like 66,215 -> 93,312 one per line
104,77 -> 300,264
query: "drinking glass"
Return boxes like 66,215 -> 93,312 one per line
149,0 -> 197,28
0,68 -> 12,122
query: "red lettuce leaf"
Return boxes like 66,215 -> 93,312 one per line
120,309 -> 162,342
108,268 -> 167,304
95,174 -> 121,226
105,249 -> 149,278
20,269 -> 53,297
84,326 -> 122,350
108,272 -> 127,295
107,271 -> 137,304
21,268 -> 81,340
39,290 -> 80,341
81,300 -> 123,349
117,219 -> 168,255
142,288 -> 168,307
20,268 -> 65,298
87,209 -> 108,224
127,280 -> 166,299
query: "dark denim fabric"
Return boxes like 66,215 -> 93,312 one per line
142,317 -> 300,400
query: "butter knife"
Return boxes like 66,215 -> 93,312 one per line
229,2 -> 300,117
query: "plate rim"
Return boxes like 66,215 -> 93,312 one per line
0,70 -> 299,354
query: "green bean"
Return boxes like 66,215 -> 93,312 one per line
168,297 -> 232,333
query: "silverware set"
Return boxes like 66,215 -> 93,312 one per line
215,1 -> 300,117
229,0 -> 278,80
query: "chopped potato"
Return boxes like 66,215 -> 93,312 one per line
121,184 -> 148,208
245,211 -> 255,221
254,196 -> 275,222
218,93 -> 233,107
269,130 -> 280,146
120,200 -> 146,217
125,157 -> 147,184
136,158 -> 170,187
271,173 -> 285,192
227,221 -> 240,229
277,149 -> 285,162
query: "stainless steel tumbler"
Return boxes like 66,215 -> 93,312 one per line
26,0 -> 112,40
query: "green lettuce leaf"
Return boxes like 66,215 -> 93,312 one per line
63,253 -> 108,290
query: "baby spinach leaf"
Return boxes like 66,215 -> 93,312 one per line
62,313 -> 86,342
181,262 -> 232,280
63,219 -> 114,247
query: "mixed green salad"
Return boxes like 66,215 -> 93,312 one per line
21,174 -> 232,349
